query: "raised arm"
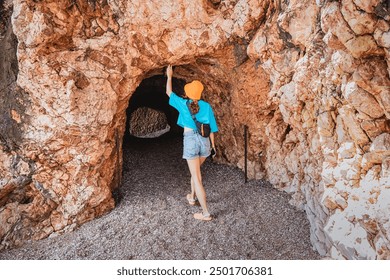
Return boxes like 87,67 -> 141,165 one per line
166,65 -> 173,97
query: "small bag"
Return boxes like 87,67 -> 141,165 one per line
196,121 -> 211,138
187,101 -> 211,137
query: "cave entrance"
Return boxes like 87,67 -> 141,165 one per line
124,75 -> 187,141
116,74 -> 191,203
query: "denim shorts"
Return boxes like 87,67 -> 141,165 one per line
183,130 -> 211,160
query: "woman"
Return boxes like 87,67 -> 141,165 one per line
165,65 -> 218,221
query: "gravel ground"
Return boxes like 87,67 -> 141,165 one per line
0,133 -> 321,260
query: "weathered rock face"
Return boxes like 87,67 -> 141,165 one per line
0,0 -> 389,259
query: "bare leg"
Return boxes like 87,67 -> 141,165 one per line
190,157 -> 207,200
186,157 -> 210,216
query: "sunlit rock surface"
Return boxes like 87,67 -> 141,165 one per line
0,0 -> 389,259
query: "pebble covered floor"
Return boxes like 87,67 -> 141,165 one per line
0,133 -> 321,260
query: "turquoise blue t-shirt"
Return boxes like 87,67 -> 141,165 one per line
169,92 -> 218,133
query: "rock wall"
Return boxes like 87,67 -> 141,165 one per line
249,0 -> 390,259
0,0 -> 389,259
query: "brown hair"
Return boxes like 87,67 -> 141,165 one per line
189,100 -> 200,114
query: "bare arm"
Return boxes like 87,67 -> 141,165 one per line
166,65 -> 173,97
210,133 -> 215,148
210,132 -> 216,157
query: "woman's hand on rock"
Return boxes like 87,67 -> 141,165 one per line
166,65 -> 173,78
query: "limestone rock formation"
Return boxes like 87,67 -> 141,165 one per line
0,0 -> 389,259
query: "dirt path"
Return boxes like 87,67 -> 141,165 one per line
0,134 -> 321,260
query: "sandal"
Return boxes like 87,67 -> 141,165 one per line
194,212 -> 212,221
186,194 -> 197,206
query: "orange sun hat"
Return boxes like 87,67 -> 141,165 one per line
184,80 -> 204,100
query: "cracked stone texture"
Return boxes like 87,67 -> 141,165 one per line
0,0 -> 389,259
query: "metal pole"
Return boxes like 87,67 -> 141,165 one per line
244,125 -> 248,183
